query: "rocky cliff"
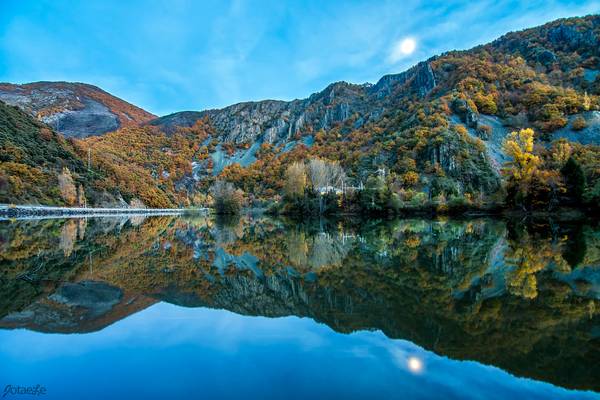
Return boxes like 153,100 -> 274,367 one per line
0,82 -> 156,138
151,61 -> 437,145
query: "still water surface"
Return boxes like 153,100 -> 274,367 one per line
0,214 -> 598,399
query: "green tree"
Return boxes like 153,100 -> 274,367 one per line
561,157 -> 586,204
360,175 -> 389,212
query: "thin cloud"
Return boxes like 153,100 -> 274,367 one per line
1,0 -> 598,115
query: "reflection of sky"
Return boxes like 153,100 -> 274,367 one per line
0,303 -> 597,400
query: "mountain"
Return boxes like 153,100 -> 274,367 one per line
147,15 -> 600,205
0,100 -> 204,207
0,82 -> 156,138
151,62 -> 436,143
1,15 -> 600,208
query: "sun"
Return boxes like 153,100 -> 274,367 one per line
388,37 -> 417,63
400,38 -> 416,55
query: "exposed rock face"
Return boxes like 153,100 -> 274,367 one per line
151,62 -> 437,145
370,61 -> 436,98
451,98 -> 478,127
0,82 -> 156,138
547,24 -> 598,50
552,111 -> 600,145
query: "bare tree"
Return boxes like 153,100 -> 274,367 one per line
307,158 -> 346,214
210,180 -> 243,215
307,159 -> 345,191
308,158 -> 328,192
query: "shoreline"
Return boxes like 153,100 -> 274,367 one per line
0,205 -> 207,219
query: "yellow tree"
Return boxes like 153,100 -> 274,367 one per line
284,162 -> 307,200
503,128 -> 544,209
551,139 -> 572,167
502,128 -> 541,182
583,91 -> 591,111
503,128 -> 566,209
58,167 -> 77,206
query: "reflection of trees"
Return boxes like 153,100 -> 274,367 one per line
504,224 -> 572,299
504,244 -> 546,299
1,215 -> 599,391
59,219 -> 88,257
77,218 -> 87,240
306,232 -> 351,270
211,214 -> 243,245
286,230 -> 309,266
59,220 -> 77,257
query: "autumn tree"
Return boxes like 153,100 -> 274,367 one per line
571,116 -> 587,131
129,198 -> 146,208
76,184 -> 87,207
550,139 -> 572,166
583,92 -> 591,111
503,128 -> 541,182
58,167 -> 77,206
284,162 -> 307,200
503,129 -> 565,209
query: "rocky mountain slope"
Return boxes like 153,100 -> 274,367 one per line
147,15 -> 600,205
151,61 -> 436,144
0,101 -> 200,207
0,82 -> 156,138
1,15 -> 600,208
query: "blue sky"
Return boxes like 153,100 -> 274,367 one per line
1,0 -> 599,116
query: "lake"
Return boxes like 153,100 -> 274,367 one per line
0,214 -> 598,399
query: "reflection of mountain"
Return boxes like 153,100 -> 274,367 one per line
0,215 -> 598,391
1,281 -> 156,334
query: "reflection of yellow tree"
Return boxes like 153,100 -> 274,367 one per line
505,237 -> 568,299
59,220 -> 78,257
286,230 -> 309,266
77,218 -> 87,240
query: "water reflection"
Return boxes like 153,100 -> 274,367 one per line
0,214 -> 598,393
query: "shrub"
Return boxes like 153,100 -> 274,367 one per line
571,116 -> 587,131
401,171 -> 419,186
410,192 -> 428,208
210,180 -> 243,215
476,124 -> 492,140
448,194 -> 470,210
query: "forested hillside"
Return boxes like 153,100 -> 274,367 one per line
0,101 -> 94,205
1,15 -> 599,210
152,15 -> 600,213
0,102 -> 210,207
